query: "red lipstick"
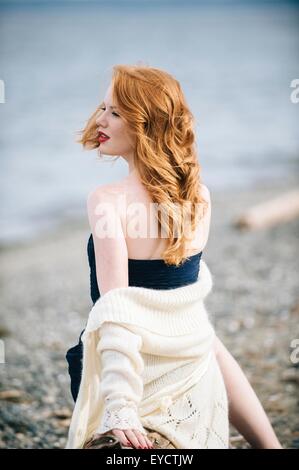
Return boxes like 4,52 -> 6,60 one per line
98,131 -> 110,143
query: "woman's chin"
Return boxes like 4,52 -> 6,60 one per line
97,147 -> 117,158
98,145 -> 108,153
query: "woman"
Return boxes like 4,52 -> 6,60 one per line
65,65 -> 282,450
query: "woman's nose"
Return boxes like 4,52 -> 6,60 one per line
96,112 -> 107,127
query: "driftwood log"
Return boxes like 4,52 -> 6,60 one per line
234,189 -> 299,230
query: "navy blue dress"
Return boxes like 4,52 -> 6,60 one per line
65,234 -> 203,402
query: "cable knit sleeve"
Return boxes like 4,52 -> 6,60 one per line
94,321 -> 148,436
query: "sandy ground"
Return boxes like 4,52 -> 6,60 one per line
0,177 -> 298,449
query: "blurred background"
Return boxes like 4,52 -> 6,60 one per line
0,0 -> 298,244
0,0 -> 298,449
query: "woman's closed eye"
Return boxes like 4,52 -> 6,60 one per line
99,107 -> 119,117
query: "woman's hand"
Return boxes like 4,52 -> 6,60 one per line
103,429 -> 154,449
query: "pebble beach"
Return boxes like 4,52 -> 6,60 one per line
0,177 -> 298,449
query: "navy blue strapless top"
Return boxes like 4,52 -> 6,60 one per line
87,233 -> 203,305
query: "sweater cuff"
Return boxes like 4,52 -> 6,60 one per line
95,399 -> 148,436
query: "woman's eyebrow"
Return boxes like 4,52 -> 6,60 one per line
102,101 -> 118,109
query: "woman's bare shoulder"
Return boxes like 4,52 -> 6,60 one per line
199,183 -> 211,203
87,179 -> 128,209
88,180 -> 124,197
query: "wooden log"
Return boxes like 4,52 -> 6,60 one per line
234,189 -> 299,230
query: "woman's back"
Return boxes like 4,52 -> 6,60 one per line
94,170 -> 211,260
87,172 -> 211,303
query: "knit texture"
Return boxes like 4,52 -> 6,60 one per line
65,259 -> 229,449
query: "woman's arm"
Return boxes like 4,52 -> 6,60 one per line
95,321 -> 153,449
213,335 -> 283,449
87,188 -> 153,449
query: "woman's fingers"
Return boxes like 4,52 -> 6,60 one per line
134,431 -> 150,449
111,429 -> 132,447
104,428 -> 154,449
145,436 -> 154,448
140,433 -> 154,449
125,429 -> 154,449
124,429 -> 140,448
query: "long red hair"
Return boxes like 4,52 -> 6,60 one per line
77,64 -> 209,266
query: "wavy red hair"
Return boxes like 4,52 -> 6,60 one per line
77,64 -> 209,266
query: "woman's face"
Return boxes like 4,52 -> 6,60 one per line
95,84 -> 135,160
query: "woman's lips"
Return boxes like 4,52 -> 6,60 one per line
98,135 -> 110,143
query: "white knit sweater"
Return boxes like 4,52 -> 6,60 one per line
65,259 -> 229,449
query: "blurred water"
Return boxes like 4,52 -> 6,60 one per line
0,1 -> 298,244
